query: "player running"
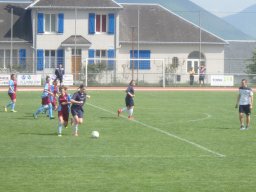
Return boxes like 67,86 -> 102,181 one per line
4,74 -> 17,112
33,76 -> 55,119
57,86 -> 71,137
70,84 -> 90,136
118,80 -> 136,119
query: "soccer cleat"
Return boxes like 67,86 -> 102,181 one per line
58,134 -> 62,137
240,125 -> 246,130
117,109 -> 122,117
128,116 -> 134,120
65,126 -> 68,129
33,113 -> 38,119
73,132 -> 79,137
11,110 -> 17,113
4,106 -> 7,112
50,117 -> 55,120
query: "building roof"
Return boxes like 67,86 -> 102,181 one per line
0,3 -> 32,42
116,0 -> 253,41
119,4 -> 226,44
61,35 -> 91,46
29,0 -> 122,9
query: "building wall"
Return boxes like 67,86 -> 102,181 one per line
117,43 -> 224,84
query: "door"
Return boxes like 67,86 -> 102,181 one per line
71,49 -> 82,80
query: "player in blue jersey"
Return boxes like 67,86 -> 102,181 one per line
235,79 -> 253,130
118,80 -> 136,119
57,86 -> 71,136
70,84 -> 90,136
33,76 -> 55,119
4,74 -> 17,112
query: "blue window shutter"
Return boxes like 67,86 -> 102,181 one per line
19,49 -> 26,67
108,13 -> 115,34
88,13 -> 95,34
37,13 -> 44,33
37,49 -> 44,71
58,13 -> 64,33
130,50 -> 138,69
88,49 -> 95,64
107,49 -> 115,70
139,50 -> 151,69
57,49 -> 64,67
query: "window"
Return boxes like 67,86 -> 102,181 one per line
45,50 -> 56,68
187,51 -> 205,74
45,14 -> 56,33
72,49 -> 81,56
96,49 -> 107,64
96,15 -> 107,33
130,50 -> 151,70
0,49 -> 18,68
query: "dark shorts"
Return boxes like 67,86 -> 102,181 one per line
125,97 -> 134,107
58,110 -> 69,122
199,75 -> 205,81
239,105 -> 251,115
42,96 -> 51,105
8,93 -> 16,100
71,107 -> 84,118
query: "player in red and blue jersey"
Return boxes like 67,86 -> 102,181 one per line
33,76 -> 54,119
57,86 -> 71,136
4,74 -> 17,112
50,79 -> 59,111
118,80 -> 136,119
70,84 -> 90,136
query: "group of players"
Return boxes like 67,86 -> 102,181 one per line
4,74 -> 136,137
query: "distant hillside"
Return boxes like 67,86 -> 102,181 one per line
223,4 -> 256,39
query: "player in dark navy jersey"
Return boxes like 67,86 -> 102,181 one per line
235,79 -> 253,130
4,74 -> 17,112
70,84 -> 90,136
57,86 -> 71,136
118,80 -> 136,119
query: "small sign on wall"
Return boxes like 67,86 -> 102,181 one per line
211,75 -> 234,86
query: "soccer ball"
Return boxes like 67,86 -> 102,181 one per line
91,131 -> 99,138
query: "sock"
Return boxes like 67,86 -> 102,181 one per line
128,108 -> 133,116
6,101 -> 12,109
58,122 -> 62,135
11,102 -> 15,110
48,103 -> 53,118
73,124 -> 78,134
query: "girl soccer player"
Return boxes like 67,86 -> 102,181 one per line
33,76 -> 54,119
4,74 -> 17,112
118,80 -> 136,119
57,86 -> 71,136
70,84 -> 90,136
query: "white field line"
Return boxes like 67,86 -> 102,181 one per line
88,103 -> 226,158
0,154 -> 215,160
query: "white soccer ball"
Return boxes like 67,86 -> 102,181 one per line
91,131 -> 99,138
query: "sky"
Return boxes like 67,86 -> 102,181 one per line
190,0 -> 256,17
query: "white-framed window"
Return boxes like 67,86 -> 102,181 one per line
95,49 -> 107,64
187,51 -> 206,74
72,49 -> 82,56
45,50 -> 56,68
0,49 -> 18,68
96,14 -> 107,33
45,14 -> 56,33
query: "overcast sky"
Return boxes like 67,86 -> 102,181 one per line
190,0 -> 256,17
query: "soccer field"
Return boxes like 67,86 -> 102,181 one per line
0,90 -> 255,192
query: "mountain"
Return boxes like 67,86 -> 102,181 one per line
116,0 -> 254,40
223,4 -> 256,40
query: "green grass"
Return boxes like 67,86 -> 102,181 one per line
0,90 -> 256,192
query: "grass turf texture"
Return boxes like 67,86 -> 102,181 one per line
0,90 -> 255,192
